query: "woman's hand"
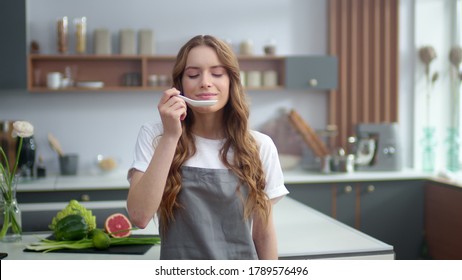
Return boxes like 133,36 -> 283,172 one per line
158,87 -> 187,139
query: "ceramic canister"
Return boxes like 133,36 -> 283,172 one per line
119,29 -> 136,55
239,40 -> 254,55
138,29 -> 155,55
247,71 -> 262,87
148,74 -> 158,87
47,72 -> 62,89
240,71 -> 246,87
94,29 -> 112,55
263,70 -> 278,87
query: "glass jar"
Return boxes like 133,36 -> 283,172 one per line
57,17 -> 68,54
74,17 -> 87,54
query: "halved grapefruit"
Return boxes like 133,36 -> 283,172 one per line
104,213 -> 132,238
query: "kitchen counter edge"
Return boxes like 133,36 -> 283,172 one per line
17,168 -> 462,191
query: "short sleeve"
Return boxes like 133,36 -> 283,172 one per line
127,122 -> 163,181
252,131 -> 289,204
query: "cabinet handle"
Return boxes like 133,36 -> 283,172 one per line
81,194 -> 90,201
309,78 -> 318,87
367,185 -> 375,193
344,185 -> 353,193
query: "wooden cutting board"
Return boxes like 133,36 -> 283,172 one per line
288,110 -> 330,158
23,235 -> 159,255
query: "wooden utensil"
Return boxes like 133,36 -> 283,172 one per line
47,133 -> 64,157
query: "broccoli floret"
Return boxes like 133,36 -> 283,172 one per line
49,200 -> 97,231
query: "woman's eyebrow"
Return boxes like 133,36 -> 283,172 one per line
184,65 -> 225,70
211,65 -> 226,70
184,66 -> 200,71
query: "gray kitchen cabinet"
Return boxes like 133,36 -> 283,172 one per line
332,183 -> 357,227
285,56 -> 338,90
287,179 -> 425,260
0,0 -> 27,89
17,188 -> 129,232
333,180 -> 425,260
356,180 -> 425,260
17,189 -> 128,204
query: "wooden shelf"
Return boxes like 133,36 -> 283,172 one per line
28,54 -> 286,92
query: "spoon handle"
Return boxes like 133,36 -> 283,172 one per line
177,94 -> 217,107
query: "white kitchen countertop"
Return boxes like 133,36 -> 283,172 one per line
282,168 -> 429,184
1,197 -> 394,260
17,171 -> 130,191
17,168 -> 462,192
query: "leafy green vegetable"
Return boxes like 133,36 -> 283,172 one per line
54,214 -> 89,241
49,200 -> 96,232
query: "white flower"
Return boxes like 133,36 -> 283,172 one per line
11,121 -> 34,138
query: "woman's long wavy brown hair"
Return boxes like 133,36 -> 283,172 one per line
158,35 -> 270,229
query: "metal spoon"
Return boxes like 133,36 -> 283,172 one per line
176,94 -> 217,107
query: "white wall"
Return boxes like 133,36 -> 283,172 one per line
0,0 -> 330,174
27,0 -> 326,56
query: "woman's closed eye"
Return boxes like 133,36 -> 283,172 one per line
211,68 -> 226,78
184,66 -> 226,79
186,73 -> 223,79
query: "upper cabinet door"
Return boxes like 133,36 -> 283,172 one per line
285,56 -> 338,90
0,0 -> 27,89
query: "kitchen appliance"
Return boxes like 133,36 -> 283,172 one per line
355,123 -> 402,171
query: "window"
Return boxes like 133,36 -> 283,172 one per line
457,0 -> 461,163
414,0 -> 461,171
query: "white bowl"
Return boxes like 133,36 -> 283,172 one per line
76,81 -> 104,88
278,154 -> 302,170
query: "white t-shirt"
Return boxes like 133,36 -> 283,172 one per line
129,122 -> 289,202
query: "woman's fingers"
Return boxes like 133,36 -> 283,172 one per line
159,87 -> 180,105
158,88 -> 186,119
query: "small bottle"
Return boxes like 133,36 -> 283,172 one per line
37,156 -> 46,178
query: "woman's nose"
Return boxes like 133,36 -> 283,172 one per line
200,74 -> 212,88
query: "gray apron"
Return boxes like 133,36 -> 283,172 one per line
159,166 -> 258,260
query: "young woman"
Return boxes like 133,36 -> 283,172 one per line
127,35 -> 288,259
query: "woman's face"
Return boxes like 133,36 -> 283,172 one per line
181,45 -> 230,111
